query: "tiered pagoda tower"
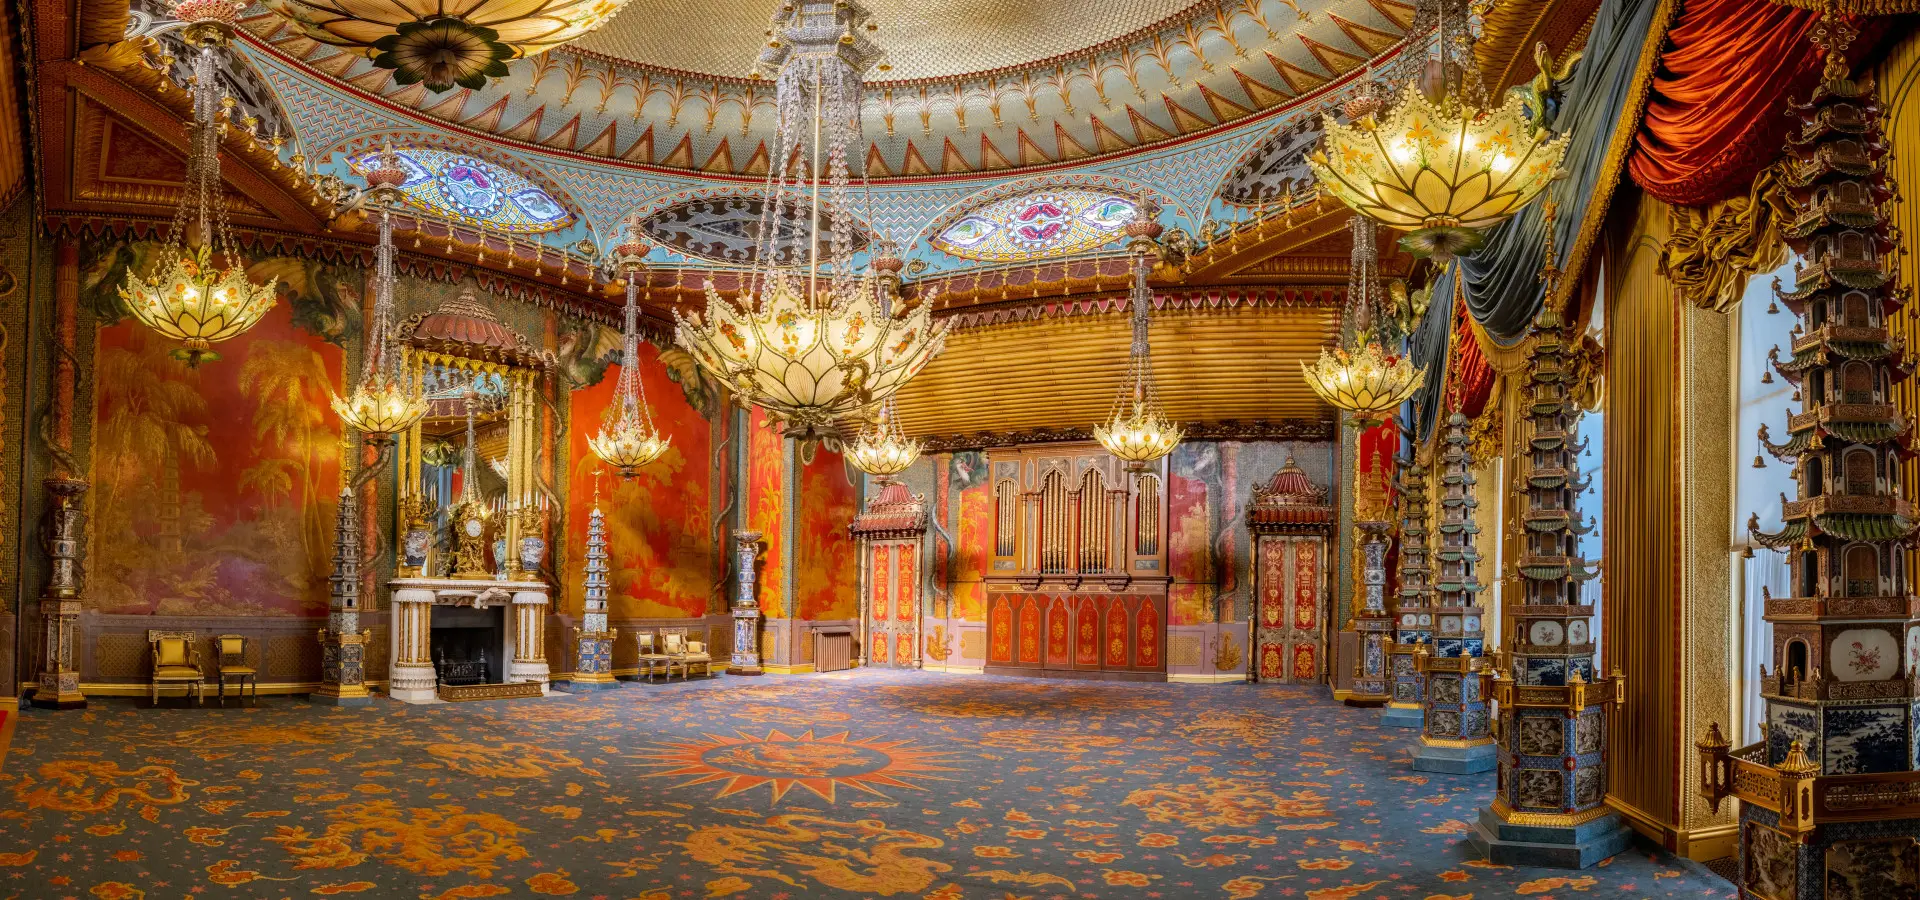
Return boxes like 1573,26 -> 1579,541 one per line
1383,453 -> 1432,728
1700,20 -> 1920,898
314,486 -> 370,706
571,502 -> 618,689
1412,413 -> 1496,773
1474,292 -> 1629,867
1345,450 -> 1396,706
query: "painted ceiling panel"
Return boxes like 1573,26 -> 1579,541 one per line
237,0 -> 1415,177
891,304 -> 1337,438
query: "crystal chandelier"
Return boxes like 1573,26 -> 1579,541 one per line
673,0 -> 946,449
1300,216 -> 1423,423
118,0 -> 278,368
1307,0 -> 1569,261
331,147 -> 430,441
1095,220 -> 1183,470
846,399 -> 922,481
258,0 -> 631,91
588,228 -> 671,478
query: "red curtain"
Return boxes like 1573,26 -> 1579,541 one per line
1627,0 -> 1870,207
1447,301 -> 1496,419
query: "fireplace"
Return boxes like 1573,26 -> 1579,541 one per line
431,605 -> 506,687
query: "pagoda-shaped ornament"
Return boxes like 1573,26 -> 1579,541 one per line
570,499 -> 619,690
1411,413 -> 1496,773
1342,449 -> 1395,706
315,486 -> 371,706
1383,451 -> 1432,728
1473,229 -> 1630,866
1699,17 -> 1920,898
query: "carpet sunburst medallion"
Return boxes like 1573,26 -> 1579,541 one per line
634,729 -> 954,803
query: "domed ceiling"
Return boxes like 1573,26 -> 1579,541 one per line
239,0 -> 1414,177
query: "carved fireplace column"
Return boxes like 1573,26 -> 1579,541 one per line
730,531 -> 765,675
387,588 -> 437,703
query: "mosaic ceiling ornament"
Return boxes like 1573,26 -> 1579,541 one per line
1218,116 -> 1323,207
257,0 -> 632,91
241,0 -> 1418,176
347,147 -> 575,233
931,191 -> 1141,262
641,197 -> 870,266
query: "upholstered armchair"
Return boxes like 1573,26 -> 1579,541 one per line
211,634 -> 258,706
634,631 -> 671,681
147,630 -> 206,705
663,629 -> 713,681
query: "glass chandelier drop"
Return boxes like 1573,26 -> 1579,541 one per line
331,147 -> 430,441
1095,221 -> 1183,471
846,399 -> 922,482
258,0 -> 631,91
673,0 -> 946,449
588,227 -> 671,478
1307,0 -> 1569,261
1300,216 -> 1423,423
118,0 -> 278,368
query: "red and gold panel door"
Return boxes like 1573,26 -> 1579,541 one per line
894,546 -> 918,667
989,595 -> 1014,663
866,542 -> 922,668
869,544 -> 894,667
1255,538 -> 1324,684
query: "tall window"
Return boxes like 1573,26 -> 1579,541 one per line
1734,256 -> 1800,744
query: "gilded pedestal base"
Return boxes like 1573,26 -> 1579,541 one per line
1411,740 -> 1498,774
1470,807 -> 1635,869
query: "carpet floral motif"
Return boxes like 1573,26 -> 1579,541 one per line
0,670 -> 1731,898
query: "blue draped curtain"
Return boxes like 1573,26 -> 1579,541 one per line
1406,0 -> 1662,441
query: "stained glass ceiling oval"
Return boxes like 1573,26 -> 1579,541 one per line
931,191 -> 1141,262
348,147 -> 576,234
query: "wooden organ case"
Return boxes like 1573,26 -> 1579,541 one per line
983,444 -> 1169,681
1246,458 -> 1334,684
851,482 -> 929,668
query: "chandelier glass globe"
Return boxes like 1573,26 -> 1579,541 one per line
119,0 -> 277,367
846,400 -> 922,481
1307,0 -> 1568,261
589,232 -> 672,478
331,149 -> 429,440
673,1 -> 946,450
1299,217 -> 1423,424
1095,223 -> 1183,471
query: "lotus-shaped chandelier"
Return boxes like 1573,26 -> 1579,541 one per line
1301,217 -> 1422,424
1307,0 -> 1568,261
332,148 -> 430,440
119,0 -> 277,367
674,0 -> 946,449
846,400 -> 922,481
1095,219 -> 1183,470
589,229 -> 672,477
258,0 -> 631,91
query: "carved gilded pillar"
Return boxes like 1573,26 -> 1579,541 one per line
315,486 -> 372,706
569,502 -> 617,689
33,238 -> 85,710
1411,414 -> 1497,774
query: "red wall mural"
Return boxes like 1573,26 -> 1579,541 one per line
1168,453 -> 1214,626
565,341 -> 712,619
950,450 -> 991,619
746,407 -> 786,617
795,446 -> 859,621
91,305 -> 344,616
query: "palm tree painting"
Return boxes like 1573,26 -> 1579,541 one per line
90,298 -> 344,616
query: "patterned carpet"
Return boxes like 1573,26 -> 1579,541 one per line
0,670 -> 1733,900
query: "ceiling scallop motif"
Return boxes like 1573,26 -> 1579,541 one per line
572,0 -> 1206,81
241,0 -> 1414,177
640,197 -> 871,265
346,146 -> 576,232
931,191 -> 1140,262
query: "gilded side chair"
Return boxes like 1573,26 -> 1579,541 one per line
663,629 -> 713,681
634,631 -> 671,681
147,630 -> 206,705
211,633 -> 258,706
